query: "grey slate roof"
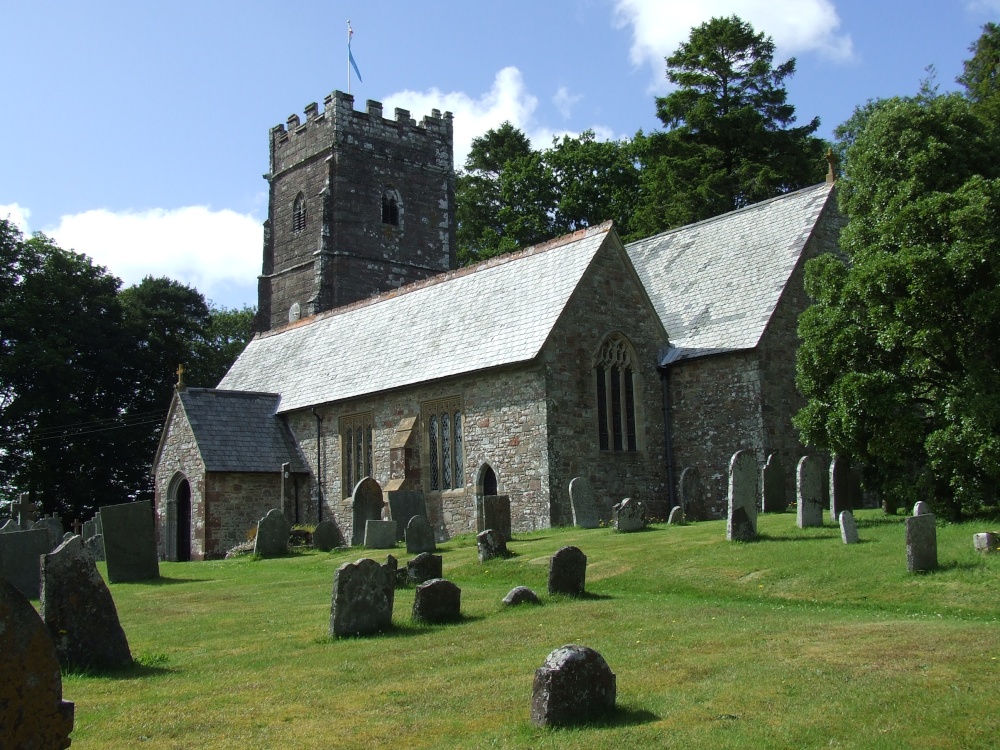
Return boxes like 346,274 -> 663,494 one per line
626,183 -> 834,363
219,223 -> 614,413
178,388 -> 308,473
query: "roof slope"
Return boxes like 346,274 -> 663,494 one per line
178,388 -> 308,473
219,223 -> 613,412
626,183 -> 834,362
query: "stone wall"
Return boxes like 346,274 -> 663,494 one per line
153,398 -> 206,560
203,472 -> 287,559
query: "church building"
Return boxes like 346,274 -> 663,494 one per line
152,91 -> 842,560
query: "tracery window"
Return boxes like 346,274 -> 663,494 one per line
594,334 -> 639,452
340,412 -> 373,497
292,193 -> 306,232
381,188 -> 400,226
423,397 -> 463,491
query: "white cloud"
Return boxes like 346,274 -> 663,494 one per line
46,206 -> 261,309
0,203 -> 32,234
553,86 -> 584,118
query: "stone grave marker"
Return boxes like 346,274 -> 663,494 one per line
973,532 -> 999,553
503,586 -> 541,606
0,576 -> 75,747
386,490 -> 427,542
254,508 -> 291,558
101,501 -> 159,583
796,455 -> 824,529
0,519 -> 21,533
906,514 -> 938,572
727,450 -> 758,541
569,477 -> 599,529
613,498 -> 645,532
477,495 -> 512,541
12,493 -> 39,527
839,511 -> 859,544
548,546 -> 587,597
531,644 -> 616,727
364,520 -> 398,549
829,456 -> 853,522
477,528 -> 509,562
351,477 -> 385,546
667,506 -> 684,525
329,557 -> 396,637
86,534 -> 106,562
412,578 -> 462,623
33,516 -> 65,552
312,520 -> 342,552
761,453 -> 787,513
0,528 -> 50,599
82,518 -> 96,541
679,467 -> 704,519
406,552 -> 443,585
40,536 -> 132,670
405,515 -> 436,554
912,501 -> 932,516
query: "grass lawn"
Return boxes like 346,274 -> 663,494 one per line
58,510 -> 1000,749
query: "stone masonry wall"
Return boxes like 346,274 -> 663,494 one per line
153,400 -> 207,560
203,472 -> 284,559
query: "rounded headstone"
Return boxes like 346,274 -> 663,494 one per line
612,498 -> 645,532
548,546 -> 587,596
912,501 -> 933,516
796,455 -> 824,529
405,515 -> 436,554
406,552 -> 443,585
412,578 -> 462,623
838,511 -> 859,545
569,477 -> 599,529
727,450 -> 758,541
312,520 -> 341,552
531,644 -> 616,727
666,506 -> 685,525
503,586 -> 541,606
329,557 -> 396,637
679,467 -> 704,519
477,528 -> 509,562
254,508 -> 291,558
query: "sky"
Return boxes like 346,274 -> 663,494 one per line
2,0 -> 998,310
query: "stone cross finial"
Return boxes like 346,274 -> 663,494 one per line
825,148 -> 837,184
175,364 -> 186,391
71,519 -> 82,535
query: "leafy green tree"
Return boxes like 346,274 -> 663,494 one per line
958,22 -> 1000,127
193,305 -> 255,388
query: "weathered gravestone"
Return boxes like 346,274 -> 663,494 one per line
973,532 -> 999,553
612,498 -> 645,532
829,456 -> 854,522
796,455 -> 824,529
329,557 -> 396,637
86,534 -> 106,562
406,552 -> 443,585
569,477 -> 599,529
667,506 -> 684,525
727,450 -> 758,541
503,586 -> 541,606
33,517 -> 65,552
679,466 -> 705,519
0,519 -> 21,533
477,528 -> 509,562
101,501 -> 159,583
254,508 -> 291,558
531,644 -> 616,727
82,518 -> 97,541
761,454 -> 787,513
40,536 -> 132,670
386,490 -> 427,542
548,546 -> 587,597
477,495 -> 512,541
351,477 -> 385,546
412,578 -> 462,623
61,532 -> 73,544
405,515 -> 436,554
364,520 -> 398,549
839,511 -> 859,545
906,514 -> 938,573
0,528 -> 50,598
912,501 -> 932,516
312,520 -> 342,552
0,576 -> 75,748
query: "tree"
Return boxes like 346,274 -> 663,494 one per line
958,22 -> 1000,129
633,15 -> 826,235
193,305 -> 255,388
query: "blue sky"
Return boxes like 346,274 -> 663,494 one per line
2,0 -> 997,309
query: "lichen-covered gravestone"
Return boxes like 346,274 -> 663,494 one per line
974,532 -> 999,553
478,495 -> 512,541
40,536 -> 132,670
796,455 -> 824,529
0,527 -> 50,598
0,576 -> 75,748
503,586 -> 541,606
386,490 -> 427,542
101,501 -> 159,583
839,511 -> 859,545
329,557 -> 396,637
569,477 -> 599,529
679,466 -> 704,519
254,508 -> 291,558
405,515 -> 436,554
612,498 -> 645,532
477,528 -> 509,562
531,644 -> 616,727
312,520 -> 341,552
906,514 -> 938,573
412,578 -> 461,623
761,454 -> 787,513
406,552 -> 443,585
364,520 -> 398,549
727,450 -> 758,541
548,546 -> 587,596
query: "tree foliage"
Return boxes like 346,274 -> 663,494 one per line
958,22 -> 1000,127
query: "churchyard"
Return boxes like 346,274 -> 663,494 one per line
52,511 -> 1000,748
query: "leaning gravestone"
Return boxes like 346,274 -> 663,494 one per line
531,644 -> 616,727
406,552 -> 443,585
0,577 -> 75,748
33,517 -> 65,552
0,528 -> 50,599
829,456 -> 853,522
40,536 -> 132,670
386,490 -> 427,542
613,498 -> 645,532
548,546 -> 587,597
254,508 -> 291,558
796,455 -> 824,529
364,520 -> 398,549
312,520 -> 341,552
667,506 -> 684,525
412,578 -> 462,623
503,586 -> 541,606
0,519 -> 21,533
405,515 -> 436,554
912,501 -> 932,516
85,534 -> 106,562
329,557 -> 396,637
478,495 -> 512,541
101,501 -> 159,583
839,511 -> 859,545
761,453 -> 787,513
477,528 -> 509,562
569,477 -> 599,529
727,450 -> 758,541
679,467 -> 704,519
906,514 -> 938,572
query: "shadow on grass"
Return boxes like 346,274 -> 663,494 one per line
66,657 -> 175,681
856,516 -> 908,528
317,615 -> 487,643
548,591 -> 614,602
927,560 -> 984,573
543,703 -> 659,730
510,536 -> 551,544
117,575 -> 212,586
755,532 -> 839,542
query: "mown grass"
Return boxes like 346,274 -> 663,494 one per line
58,510 -> 1000,749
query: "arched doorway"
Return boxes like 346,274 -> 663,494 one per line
176,479 -> 192,562
476,463 -> 498,497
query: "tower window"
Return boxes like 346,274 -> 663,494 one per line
381,188 -> 401,226
594,334 -> 640,452
292,193 -> 306,232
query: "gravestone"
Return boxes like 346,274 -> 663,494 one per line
973,532 -> 999,553
548,546 -> 587,596
33,516 -> 65,552
405,515 -> 436,554
386,490 -> 427,542
0,577 -> 75,748
254,508 -> 291,558
839,511 -> 859,545
666,506 -> 684,525
503,586 -> 541,606
531,644 -> 616,727
906,514 -> 938,572
82,518 -> 96,541
796,455 -> 824,529
312,520 -> 342,552
829,456 -> 853,522
612,498 -> 645,532
477,528 -> 509,562
13,493 -> 39,527
478,495 -> 512,541
328,557 -> 396,637
40,536 -> 132,670
61,532 -> 73,544
912,501 -> 932,516
101,501 -> 159,583
727,450 -> 758,541
412,578 -> 462,623
351,477 -> 385,546
679,467 -> 705,519
86,534 -> 106,562
569,477 -> 599,529
0,519 -> 21,533
0,528 -> 50,598
761,454 -> 787,513
364,520 -> 398,549
406,552 -> 443,585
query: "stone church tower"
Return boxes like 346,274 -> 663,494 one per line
255,91 -> 456,332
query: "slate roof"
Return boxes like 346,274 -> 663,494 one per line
176,388 -> 308,473
626,183 -> 835,363
219,223 -> 614,413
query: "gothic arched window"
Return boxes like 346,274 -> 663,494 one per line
292,193 -> 306,232
594,333 -> 639,452
381,188 -> 401,226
